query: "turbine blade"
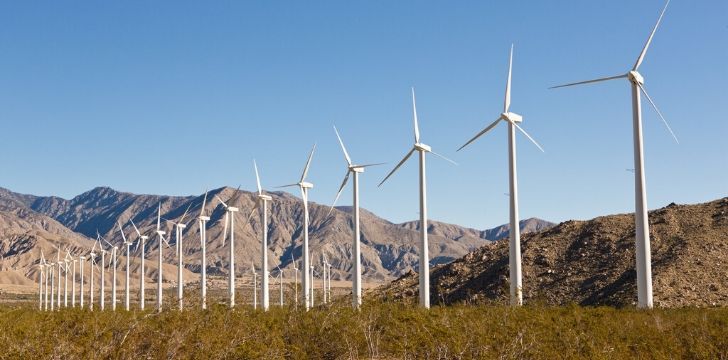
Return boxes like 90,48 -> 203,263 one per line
244,202 -> 259,228
411,87 -> 420,143
504,44 -> 513,113
378,148 -> 416,187
328,170 -> 351,217
156,203 -> 161,231
254,160 -> 262,195
117,221 -> 128,243
215,195 -> 229,208
300,143 -> 316,182
639,83 -> 679,144
221,211 -> 229,247
130,219 -> 142,237
227,185 -> 243,205
430,150 -> 458,165
511,121 -> 545,152
357,162 -> 386,168
200,190 -> 209,217
549,74 -> 627,89
457,117 -> 503,151
333,125 -> 352,166
178,201 -> 194,224
275,183 -> 300,189
633,0 -> 670,70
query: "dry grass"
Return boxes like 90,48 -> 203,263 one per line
0,299 -> 726,360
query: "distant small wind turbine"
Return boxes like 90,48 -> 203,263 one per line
154,203 -> 171,312
216,187 -> 242,308
130,218 -> 148,310
379,88 -> 457,309
457,45 -> 544,306
550,0 -> 677,309
170,201 -> 195,311
118,221 -> 133,311
198,190 -> 210,310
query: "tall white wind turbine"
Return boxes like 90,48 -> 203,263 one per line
38,251 -> 46,310
56,251 -> 62,309
277,146 -> 315,310
100,235 -> 119,311
329,126 -> 383,309
130,219 -> 149,310
89,243 -> 97,311
118,222 -> 133,311
63,252 -> 71,308
457,45 -> 545,306
155,203 -> 171,312
216,187 -> 242,308
71,257 -> 77,307
379,88 -> 457,309
170,202 -> 195,310
79,255 -> 85,308
550,0 -> 677,309
198,191 -> 210,309
97,233 -> 107,311
249,160 -> 273,311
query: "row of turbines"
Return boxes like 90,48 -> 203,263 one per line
35,1 -> 674,310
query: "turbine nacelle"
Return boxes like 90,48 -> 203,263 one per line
156,231 -> 166,236
414,143 -> 431,152
199,216 -> 210,221
257,194 -> 272,201
177,224 -> 187,229
501,112 -> 523,123
140,236 -> 149,241
349,166 -> 365,173
299,182 -> 314,189
628,70 -> 644,85
227,207 -> 239,212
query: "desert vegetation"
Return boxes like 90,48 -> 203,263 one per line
0,299 -> 725,359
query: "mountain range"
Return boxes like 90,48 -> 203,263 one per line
0,186 -> 553,289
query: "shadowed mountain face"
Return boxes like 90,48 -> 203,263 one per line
0,186 -> 553,284
379,197 -> 728,308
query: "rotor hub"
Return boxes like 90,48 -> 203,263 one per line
414,143 -> 431,152
628,70 -> 644,85
299,182 -> 314,189
501,112 -> 523,123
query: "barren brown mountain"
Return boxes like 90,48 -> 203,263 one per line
0,186 -> 552,290
380,197 -> 728,307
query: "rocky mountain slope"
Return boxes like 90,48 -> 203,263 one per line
0,186 -> 553,287
379,197 -> 728,307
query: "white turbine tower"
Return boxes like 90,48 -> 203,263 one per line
216,187 -> 242,308
550,0 -> 677,309
56,251 -> 62,309
38,251 -> 46,310
291,254 -> 299,309
97,233 -> 107,311
100,236 -> 119,311
79,256 -> 85,308
170,202 -> 195,311
248,160 -> 273,311
277,266 -> 284,306
118,222 -> 133,311
130,219 -> 149,310
278,145 -> 315,310
49,261 -> 55,311
198,191 -> 210,310
89,243 -> 97,311
379,88 -> 457,309
71,257 -> 77,307
457,45 -> 545,306
63,252 -> 70,308
155,203 -> 171,312
329,125 -> 384,309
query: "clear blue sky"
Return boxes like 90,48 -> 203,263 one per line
1,1 -> 726,229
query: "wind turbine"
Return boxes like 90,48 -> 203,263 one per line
118,222 -> 133,311
277,147 -> 315,310
198,190 -> 210,310
329,125 -> 384,309
241,160 -> 274,311
45,260 -> 50,311
56,251 -> 62,309
89,243 -> 97,311
38,251 -> 46,310
130,219 -> 148,310
291,254 -> 299,309
276,266 -> 284,306
97,233 -> 107,311
457,45 -> 544,306
216,187 -> 242,308
378,88 -> 457,309
71,256 -> 77,307
100,235 -> 119,311
550,0 -> 676,309
79,255 -> 85,308
63,251 -> 71,307
49,261 -> 55,311
170,201 -> 195,311
155,203 -> 171,312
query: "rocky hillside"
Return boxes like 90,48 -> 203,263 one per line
379,197 -> 728,308
0,186 -> 553,286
